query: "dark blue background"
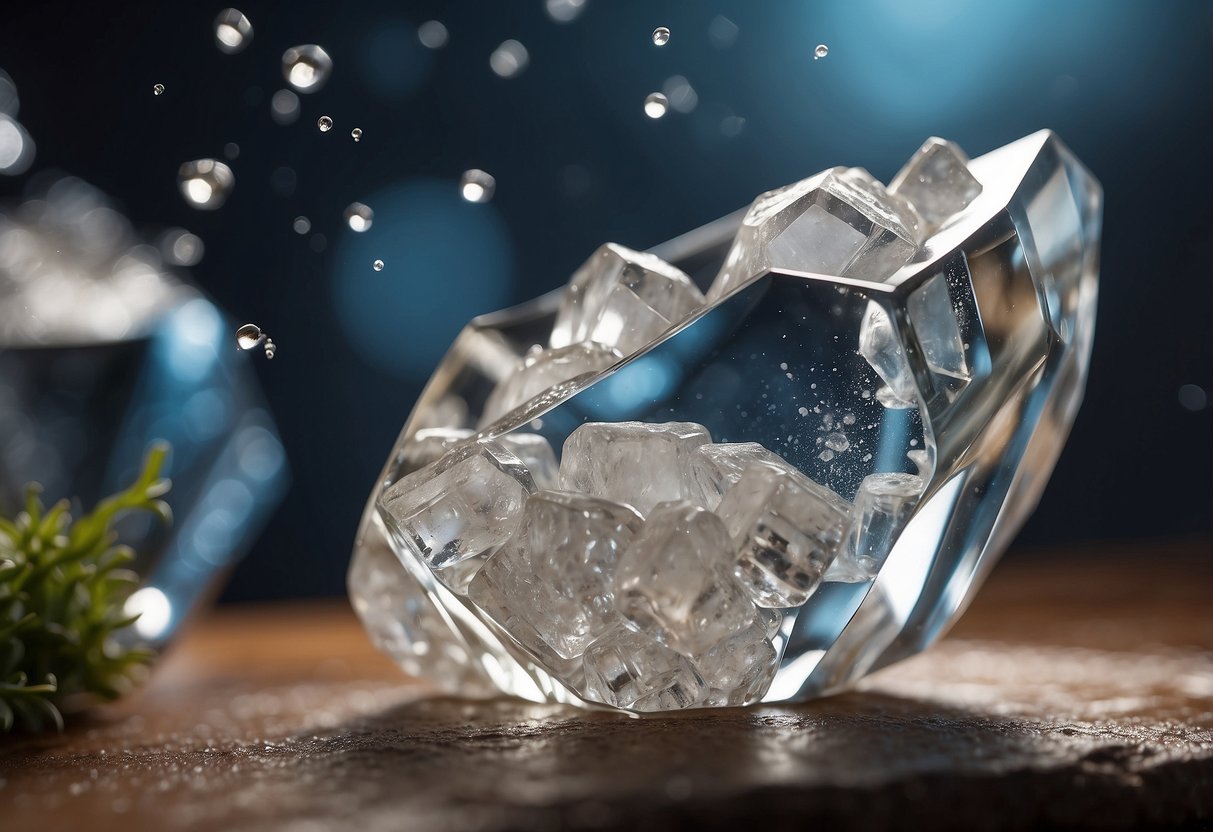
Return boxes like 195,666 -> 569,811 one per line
2,0 -> 1210,601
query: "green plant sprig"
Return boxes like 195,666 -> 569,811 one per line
0,443 -> 172,733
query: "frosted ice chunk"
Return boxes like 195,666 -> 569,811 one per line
889,137 -> 982,230
615,501 -> 756,652
481,342 -> 622,427
560,421 -> 710,516
583,626 -> 705,711
716,465 -> 853,608
907,273 -> 969,381
379,440 -> 536,591
858,301 -> 917,407
688,441 -> 794,510
710,167 -> 923,299
826,472 -> 923,583
469,491 -> 642,660
550,243 -> 705,356
695,618 -> 778,707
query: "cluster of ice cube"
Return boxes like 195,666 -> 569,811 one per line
380,420 -> 922,711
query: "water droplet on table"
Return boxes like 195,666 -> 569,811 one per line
153,83 -> 165,96
214,9 -> 253,54
372,259 -> 385,272
652,27 -> 671,46
282,44 -> 332,93
293,216 -> 311,235
178,159 -> 235,210
235,323 -> 265,350
344,202 -> 374,232
317,115 -> 333,132
489,40 -> 529,79
459,169 -> 496,203
351,127 -> 362,142
418,20 -> 449,49
643,92 -> 669,119
814,43 -> 829,59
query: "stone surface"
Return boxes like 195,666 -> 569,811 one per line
468,491 -> 642,661
550,242 -> 704,356
826,472 -> 924,583
687,441 -> 793,510
560,421 -> 711,516
481,342 -> 622,427
378,440 -> 536,592
716,465 -> 854,608
583,626 -> 706,712
694,617 -> 778,706
711,166 -> 923,299
614,501 -> 756,653
889,137 -> 983,230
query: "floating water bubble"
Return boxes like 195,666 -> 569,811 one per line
317,115 -> 333,132
372,259 -> 385,272
282,45 -> 333,93
652,27 -> 671,46
214,9 -> 253,54
153,83 -> 165,96
662,76 -> 697,113
814,43 -> 829,59
223,142 -> 240,159
263,339 -> 276,359
545,0 -> 587,23
235,323 -> 265,350
160,228 -> 205,266
643,92 -> 669,119
344,202 -> 374,232
459,169 -> 496,203
177,159 -> 234,210
270,89 -> 300,125
351,127 -> 362,142
293,216 -> 311,235
417,20 -> 449,49
489,40 -> 529,79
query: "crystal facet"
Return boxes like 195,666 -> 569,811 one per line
350,131 -> 1101,713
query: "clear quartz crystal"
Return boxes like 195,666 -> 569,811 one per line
716,465 -> 853,608
614,501 -> 757,653
350,130 -> 1102,713
470,491 -> 642,661
560,422 -> 710,516
549,243 -> 705,355
482,343 -> 622,426
711,167 -> 923,299
378,440 -> 537,591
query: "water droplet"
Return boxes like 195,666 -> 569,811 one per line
489,40 -> 529,79
270,89 -> 300,125
153,83 -> 165,96
235,323 -> 265,350
223,142 -> 240,159
282,44 -> 332,93
643,92 -> 669,119
546,0 -> 587,23
214,9 -> 253,54
814,43 -> 829,59
459,169 -> 496,203
372,259 -> 385,272
263,339 -> 276,359
652,27 -> 671,46
317,115 -> 333,132
160,228 -> 205,266
178,159 -> 235,210
292,216 -> 311,235
351,127 -> 362,142
344,202 -> 374,232
417,20 -> 449,49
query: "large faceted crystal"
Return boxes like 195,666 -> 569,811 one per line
350,130 -> 1101,713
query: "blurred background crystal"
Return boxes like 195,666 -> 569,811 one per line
0,176 -> 287,649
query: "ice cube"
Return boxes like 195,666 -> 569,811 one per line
688,441 -> 794,510
583,626 -> 705,712
888,137 -> 982,230
694,618 -> 778,707
481,342 -> 622,427
825,472 -> 923,583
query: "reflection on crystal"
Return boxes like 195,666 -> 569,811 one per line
550,243 -> 704,356
889,138 -> 982,230
282,44 -> 332,93
859,301 -> 916,407
826,473 -> 922,583
908,272 -> 968,380
482,342 -> 621,426
584,627 -> 703,712
560,422 -> 709,516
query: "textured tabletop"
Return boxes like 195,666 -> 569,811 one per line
2,543 -> 1210,831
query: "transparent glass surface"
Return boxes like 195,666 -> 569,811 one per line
350,130 -> 1101,709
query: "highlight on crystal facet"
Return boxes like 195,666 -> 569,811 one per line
351,130 -> 1102,714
